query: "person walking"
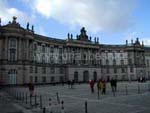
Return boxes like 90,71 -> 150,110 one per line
110,78 -> 115,93
28,81 -> 34,97
101,79 -> 106,95
97,79 -> 102,92
89,79 -> 95,93
67,80 -> 71,88
114,78 -> 117,92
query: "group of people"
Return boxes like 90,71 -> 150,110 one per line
67,80 -> 75,89
28,78 -> 117,96
110,78 -> 117,92
89,78 -> 117,94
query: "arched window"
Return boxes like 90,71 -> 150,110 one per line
93,71 -> 97,82
74,71 -> 78,82
8,69 -> 17,84
83,71 -> 89,82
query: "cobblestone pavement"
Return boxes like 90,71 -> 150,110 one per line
0,91 -> 23,113
3,81 -> 150,113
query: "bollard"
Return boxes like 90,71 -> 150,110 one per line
148,84 -> 150,92
30,95 -> 32,106
56,92 -> 60,104
40,95 -> 43,109
61,100 -> 65,113
17,91 -> 19,100
20,92 -> 22,100
138,84 -> 140,94
43,107 -> 46,113
34,95 -> 37,106
22,92 -> 24,102
97,88 -> 100,100
49,98 -> 52,113
15,90 -> 17,99
125,85 -> 128,95
25,92 -> 28,104
16,91 -> 19,100
85,101 -> 88,113
113,90 -> 116,97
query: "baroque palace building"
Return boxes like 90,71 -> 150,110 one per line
0,17 -> 150,85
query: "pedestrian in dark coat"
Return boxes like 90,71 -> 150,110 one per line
89,79 -> 95,93
29,82 -> 34,97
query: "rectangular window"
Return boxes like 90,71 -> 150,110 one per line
10,39 -> 17,48
9,49 -> 16,61
128,59 -> 132,65
30,76 -> 33,82
121,60 -> 124,65
106,59 -> 109,65
100,60 -> 102,65
35,76 -> 38,83
30,66 -> 33,73
130,67 -> 133,72
113,59 -> 116,65
42,76 -> 46,83
59,76 -> 64,82
51,76 -> 55,82
42,67 -> 46,74
42,46 -> 45,53
51,67 -> 55,74
114,68 -> 117,73
106,68 -> 109,73
35,66 -> 38,73
50,47 -> 54,53
101,68 -> 103,74
9,39 -> 17,62
59,68 -> 64,74
121,68 -> 125,73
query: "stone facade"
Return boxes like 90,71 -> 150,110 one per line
0,17 -> 150,85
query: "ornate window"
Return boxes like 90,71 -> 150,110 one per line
9,39 -> 17,61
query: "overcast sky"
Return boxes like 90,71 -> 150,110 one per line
0,0 -> 150,45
